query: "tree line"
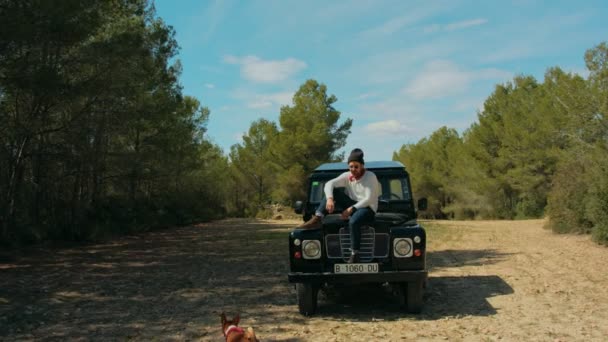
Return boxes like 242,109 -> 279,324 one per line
0,1 -> 352,246
394,42 -> 608,245
0,0 -> 230,244
1,1 -> 606,246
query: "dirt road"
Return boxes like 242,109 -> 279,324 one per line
1,218 -> 607,341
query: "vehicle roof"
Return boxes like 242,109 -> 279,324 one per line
314,161 -> 405,172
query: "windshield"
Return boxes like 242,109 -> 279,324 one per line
309,177 -> 411,202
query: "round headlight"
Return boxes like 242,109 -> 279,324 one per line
394,239 -> 412,256
414,235 -> 421,243
302,240 -> 321,259
293,238 -> 301,246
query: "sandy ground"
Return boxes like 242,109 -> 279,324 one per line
1,218 -> 608,341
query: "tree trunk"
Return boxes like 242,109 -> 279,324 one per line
3,137 -> 29,240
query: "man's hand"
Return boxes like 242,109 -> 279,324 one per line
341,206 -> 353,220
326,197 -> 335,213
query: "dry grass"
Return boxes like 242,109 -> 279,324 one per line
1,218 -> 608,341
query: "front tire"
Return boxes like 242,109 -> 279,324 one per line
397,280 -> 424,314
406,280 -> 424,313
296,283 -> 319,316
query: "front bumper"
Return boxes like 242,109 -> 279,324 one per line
288,270 -> 427,284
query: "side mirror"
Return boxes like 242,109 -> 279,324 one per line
417,198 -> 428,211
294,200 -> 304,214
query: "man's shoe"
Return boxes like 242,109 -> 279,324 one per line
347,253 -> 360,264
298,215 -> 322,229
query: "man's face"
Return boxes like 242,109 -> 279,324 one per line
348,161 -> 364,178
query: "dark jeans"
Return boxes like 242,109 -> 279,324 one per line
316,188 -> 376,251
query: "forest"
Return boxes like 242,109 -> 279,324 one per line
394,47 -> 608,244
1,1 -> 607,246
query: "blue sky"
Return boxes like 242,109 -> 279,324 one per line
154,0 -> 606,161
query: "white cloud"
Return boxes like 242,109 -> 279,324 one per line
365,15 -> 418,36
269,92 -> 294,106
404,60 -> 470,99
476,68 -> 513,80
421,18 -> 487,35
204,83 -> 215,89
363,120 -> 412,136
223,55 -> 239,64
344,40 -> 458,85
404,60 -> 512,99
248,100 -> 273,109
355,92 -> 377,101
245,91 -> 294,109
445,18 -> 488,31
453,97 -> 485,114
223,55 -> 307,83
359,4 -> 447,38
481,45 -> 537,63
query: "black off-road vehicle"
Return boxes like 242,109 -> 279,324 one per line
288,161 -> 428,315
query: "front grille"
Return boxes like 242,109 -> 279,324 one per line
325,225 -> 389,262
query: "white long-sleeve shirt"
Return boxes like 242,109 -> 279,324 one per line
324,170 -> 380,213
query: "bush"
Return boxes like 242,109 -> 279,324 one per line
255,208 -> 274,219
515,193 -> 546,219
545,155 -> 593,234
592,222 -> 608,245
546,146 -> 608,245
586,149 -> 608,244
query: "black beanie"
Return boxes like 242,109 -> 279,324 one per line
347,148 -> 364,164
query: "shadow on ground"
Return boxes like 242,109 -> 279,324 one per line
428,249 -> 513,270
312,274 -> 513,321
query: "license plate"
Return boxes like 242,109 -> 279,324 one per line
334,263 -> 379,274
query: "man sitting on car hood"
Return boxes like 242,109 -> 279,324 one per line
298,148 -> 379,263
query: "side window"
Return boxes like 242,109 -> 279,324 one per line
309,181 -> 326,202
389,179 -> 404,200
380,178 -> 412,200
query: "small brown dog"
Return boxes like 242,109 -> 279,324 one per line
220,312 -> 259,342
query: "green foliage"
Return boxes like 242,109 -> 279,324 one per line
465,75 -> 561,218
2,1 -> 606,249
546,43 -> 608,244
545,153 -> 593,234
272,164 -> 308,204
394,127 -> 462,219
404,70 -> 590,221
229,119 -> 279,215
255,208 -> 274,220
273,80 -> 352,203
585,148 -> 608,244
0,0 -> 227,245
395,41 -> 608,245
546,145 -> 608,244
227,79 -> 352,216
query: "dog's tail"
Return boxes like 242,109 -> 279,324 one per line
245,326 -> 258,341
